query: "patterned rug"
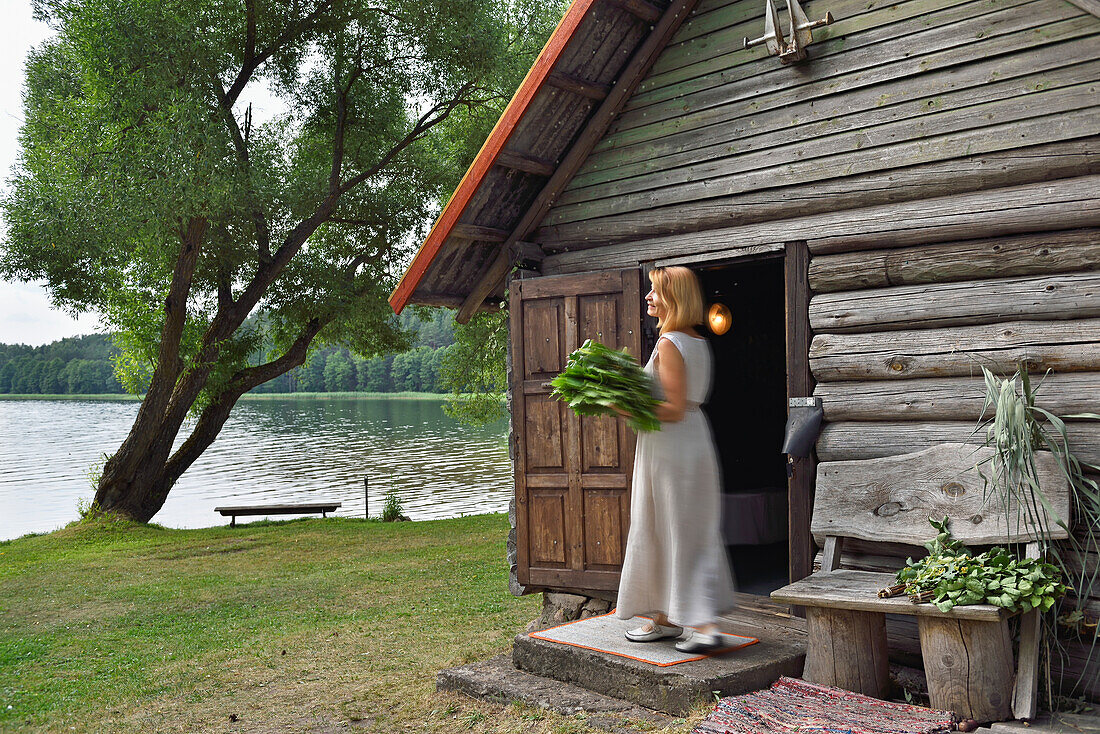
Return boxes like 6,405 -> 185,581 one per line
529,611 -> 758,666
692,677 -> 957,734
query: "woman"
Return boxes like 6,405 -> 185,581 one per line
615,266 -> 736,653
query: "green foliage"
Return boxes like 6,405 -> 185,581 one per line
440,311 -> 508,425
381,489 -> 405,522
895,517 -> 1067,614
0,310 -> 459,395
551,339 -> 659,432
0,335 -> 124,395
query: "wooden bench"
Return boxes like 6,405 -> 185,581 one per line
771,443 -> 1070,723
214,502 -> 341,527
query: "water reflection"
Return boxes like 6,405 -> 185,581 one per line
0,397 -> 511,540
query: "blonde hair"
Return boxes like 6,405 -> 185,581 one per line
649,266 -> 704,334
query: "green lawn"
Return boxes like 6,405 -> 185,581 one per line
0,515 -> 689,733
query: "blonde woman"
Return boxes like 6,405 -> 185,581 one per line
615,266 -> 736,652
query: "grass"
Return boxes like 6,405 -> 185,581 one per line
0,514 -> 694,733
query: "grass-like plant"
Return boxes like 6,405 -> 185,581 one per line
381,489 -> 406,523
976,365 -> 1100,699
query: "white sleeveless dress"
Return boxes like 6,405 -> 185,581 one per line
615,331 -> 736,627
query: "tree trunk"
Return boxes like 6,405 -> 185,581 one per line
92,318 -> 324,523
92,435 -> 190,522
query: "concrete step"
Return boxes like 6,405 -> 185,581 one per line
437,654 -> 677,733
512,629 -> 806,716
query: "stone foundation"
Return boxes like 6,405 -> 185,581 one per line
526,592 -> 614,633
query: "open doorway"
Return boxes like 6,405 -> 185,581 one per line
696,257 -> 789,596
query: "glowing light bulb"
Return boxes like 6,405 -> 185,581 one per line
707,303 -> 731,336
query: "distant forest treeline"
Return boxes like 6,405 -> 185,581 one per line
0,310 -> 456,395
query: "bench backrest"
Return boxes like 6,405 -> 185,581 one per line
811,443 -> 1071,546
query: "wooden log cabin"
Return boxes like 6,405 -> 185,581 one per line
389,0 -> 1100,697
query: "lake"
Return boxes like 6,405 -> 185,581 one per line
0,396 -> 511,541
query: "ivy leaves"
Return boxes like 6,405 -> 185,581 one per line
550,339 -> 659,433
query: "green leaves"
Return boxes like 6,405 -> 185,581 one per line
550,339 -> 660,433
896,516 -> 1067,614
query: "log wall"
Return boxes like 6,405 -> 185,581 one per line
528,0 -> 1100,699
808,228 -> 1100,701
534,0 -> 1100,251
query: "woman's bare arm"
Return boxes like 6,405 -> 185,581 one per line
654,338 -> 688,423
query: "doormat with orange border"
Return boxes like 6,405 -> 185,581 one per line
528,611 -> 758,667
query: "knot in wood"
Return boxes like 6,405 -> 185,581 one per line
889,359 -> 905,372
875,501 -> 902,517
942,482 -> 966,498
970,514 -> 983,525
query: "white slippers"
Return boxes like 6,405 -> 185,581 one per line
624,622 -> 684,642
674,631 -> 722,653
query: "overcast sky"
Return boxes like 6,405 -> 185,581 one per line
0,3 -> 101,346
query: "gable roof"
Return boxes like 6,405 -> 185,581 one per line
389,0 -> 698,319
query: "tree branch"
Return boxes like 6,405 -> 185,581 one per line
212,77 -> 272,262
245,0 -> 257,63
171,79 -> 488,419
100,216 -> 206,481
161,317 -> 326,485
224,0 -> 337,107
336,81 -> 476,197
330,52 -> 365,195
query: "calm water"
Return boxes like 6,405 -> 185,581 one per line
0,397 -> 511,541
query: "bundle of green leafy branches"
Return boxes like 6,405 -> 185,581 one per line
550,339 -> 660,432
895,517 -> 1067,614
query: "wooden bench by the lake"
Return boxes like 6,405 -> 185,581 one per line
215,502 -> 342,527
771,443 -> 1070,723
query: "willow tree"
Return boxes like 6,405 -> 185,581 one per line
2,0 -> 561,522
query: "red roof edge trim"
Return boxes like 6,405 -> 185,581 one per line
388,0 -> 598,314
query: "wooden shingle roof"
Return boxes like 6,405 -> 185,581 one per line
389,0 -> 699,320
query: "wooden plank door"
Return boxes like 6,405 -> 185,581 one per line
511,269 -> 643,591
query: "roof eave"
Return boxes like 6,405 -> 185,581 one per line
388,0 -> 598,314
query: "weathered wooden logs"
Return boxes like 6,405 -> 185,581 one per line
541,176 -> 1100,274
809,319 -> 1100,381
809,230 -> 1100,293
809,272 -> 1100,333
803,607 -> 890,698
918,616 -> 1014,723
813,445 -> 1069,545
816,421 -> 1100,465
813,373 -> 1100,421
536,139 -> 1100,249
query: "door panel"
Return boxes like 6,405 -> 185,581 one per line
529,490 -> 568,567
524,395 -> 565,470
581,414 -> 620,472
512,268 -> 643,590
583,490 -> 626,569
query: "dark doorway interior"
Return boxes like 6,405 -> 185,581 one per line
696,257 -> 790,596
